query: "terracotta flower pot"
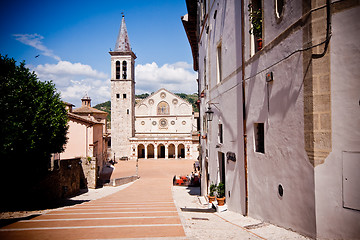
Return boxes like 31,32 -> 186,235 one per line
208,195 -> 216,203
257,38 -> 263,51
217,197 -> 226,206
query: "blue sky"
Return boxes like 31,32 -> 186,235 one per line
0,0 -> 197,106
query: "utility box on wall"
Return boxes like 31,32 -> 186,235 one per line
342,151 -> 360,211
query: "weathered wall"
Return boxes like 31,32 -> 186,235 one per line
187,0 -> 360,238
314,3 -> 360,239
244,0 -> 316,237
198,0 -> 246,214
111,54 -> 135,160
29,158 -> 86,201
81,156 -> 97,189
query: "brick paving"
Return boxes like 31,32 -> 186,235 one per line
0,159 -> 194,240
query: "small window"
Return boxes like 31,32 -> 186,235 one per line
216,44 -> 222,83
116,94 -> 120,99
204,57 -> 208,90
218,124 -> 223,144
123,94 -> 127,99
254,123 -> 265,153
203,115 -> 208,133
116,61 -> 120,79
127,109 -> 129,114
275,0 -> 284,19
200,0 -> 207,23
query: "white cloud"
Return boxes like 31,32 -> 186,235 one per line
29,60 -> 196,107
13,33 -> 61,61
32,61 -> 109,107
135,62 -> 197,95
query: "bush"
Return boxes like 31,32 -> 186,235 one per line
217,182 -> 225,198
209,182 -> 217,197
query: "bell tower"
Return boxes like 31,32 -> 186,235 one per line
110,15 -> 136,160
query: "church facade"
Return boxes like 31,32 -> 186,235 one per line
110,16 -> 199,160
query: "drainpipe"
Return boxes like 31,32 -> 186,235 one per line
86,126 -> 89,157
241,0 -> 249,216
312,0 -> 331,59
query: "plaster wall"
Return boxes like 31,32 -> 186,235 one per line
200,0 -> 246,214
314,5 -> 360,239
92,123 -> 105,175
198,17 -> 210,197
92,112 -> 107,133
208,80 -> 244,214
262,0 -> 303,46
61,120 -> 88,159
244,7 -> 316,237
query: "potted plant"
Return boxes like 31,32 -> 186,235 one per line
208,182 -> 217,203
216,182 -> 226,206
248,3 -> 263,50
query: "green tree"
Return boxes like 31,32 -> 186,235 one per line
0,54 -> 68,176
136,93 -> 150,99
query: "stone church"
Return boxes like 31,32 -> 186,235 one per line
110,16 -> 199,161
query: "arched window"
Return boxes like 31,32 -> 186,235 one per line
157,101 -> 169,115
122,61 -> 127,79
116,61 -> 120,79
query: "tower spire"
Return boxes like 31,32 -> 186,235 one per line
115,15 -> 131,52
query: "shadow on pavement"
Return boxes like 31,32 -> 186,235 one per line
99,165 -> 114,185
0,214 -> 41,228
180,207 -> 215,213
186,186 -> 201,196
0,198 -> 89,212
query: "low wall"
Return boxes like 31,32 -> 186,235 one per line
28,158 -> 86,201
104,175 -> 139,187
81,157 -> 97,189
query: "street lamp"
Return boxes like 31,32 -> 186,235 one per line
205,106 -> 214,121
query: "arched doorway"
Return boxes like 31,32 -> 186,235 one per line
147,144 -> 154,158
158,144 -> 165,158
178,144 -> 185,158
138,144 -> 145,158
168,144 -> 175,158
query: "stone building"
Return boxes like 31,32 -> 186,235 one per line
183,0 -> 360,239
110,16 -> 199,161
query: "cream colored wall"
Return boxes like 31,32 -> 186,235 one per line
61,120 -> 88,159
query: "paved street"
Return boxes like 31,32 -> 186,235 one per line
0,159 -> 194,240
0,159 -> 311,240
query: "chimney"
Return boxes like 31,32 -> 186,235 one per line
64,102 -> 74,112
81,93 -> 91,107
